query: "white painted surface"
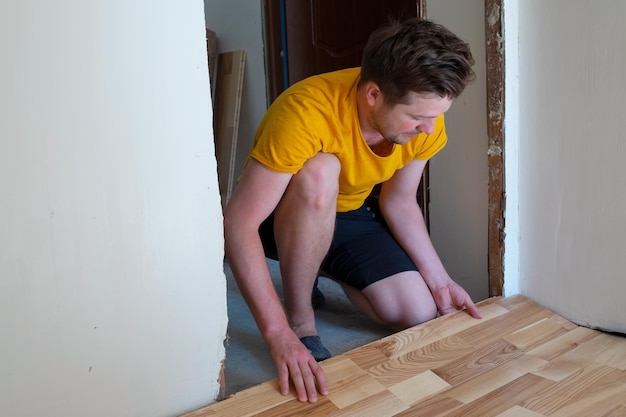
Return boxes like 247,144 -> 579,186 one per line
504,0 -> 521,297
426,0 -> 490,302
511,0 -> 626,332
0,1 -> 227,416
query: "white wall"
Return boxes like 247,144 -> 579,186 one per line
510,0 -> 626,332
426,0 -> 490,302
503,0 -> 521,297
0,1 -> 227,416
204,0 -> 268,190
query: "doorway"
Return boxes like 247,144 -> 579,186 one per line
206,0 -> 504,396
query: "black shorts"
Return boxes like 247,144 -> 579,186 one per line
258,196 -> 418,290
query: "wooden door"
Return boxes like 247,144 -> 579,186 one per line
265,0 -> 419,101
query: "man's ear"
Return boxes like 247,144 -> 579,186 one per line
364,82 -> 382,107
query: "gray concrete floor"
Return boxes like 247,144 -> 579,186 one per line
223,259 -> 391,397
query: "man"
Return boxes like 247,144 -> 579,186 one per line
223,18 -> 482,403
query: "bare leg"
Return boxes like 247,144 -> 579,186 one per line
340,271 -> 438,332
273,153 -> 340,338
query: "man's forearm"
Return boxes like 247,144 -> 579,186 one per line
380,198 -> 451,289
225,226 -> 291,339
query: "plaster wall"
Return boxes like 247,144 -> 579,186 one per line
512,0 -> 626,332
0,1 -> 227,416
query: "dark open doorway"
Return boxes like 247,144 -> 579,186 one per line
262,0 -> 505,296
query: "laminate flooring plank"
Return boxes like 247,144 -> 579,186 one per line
368,334 -> 476,387
393,395 -> 464,417
445,354 -> 548,404
584,332 -> 626,370
322,357 -> 386,409
183,408 -> 218,417
531,356 -> 588,382
182,296 -> 626,417
387,370 -> 451,407
549,384 -> 626,417
602,406 -> 626,417
327,390 -> 408,417
456,303 -> 555,349
497,294 -> 537,310
527,326 -> 599,361
502,316 -> 572,351
562,332 -> 626,368
523,364 -> 626,416
183,380 -> 292,417
344,343 -> 390,370
445,373 -> 555,417
496,405 -> 546,417
374,300 -> 509,360
532,332 -> 626,384
254,397 -> 338,417
433,339 -> 524,387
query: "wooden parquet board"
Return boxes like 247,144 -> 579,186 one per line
183,295 -> 626,417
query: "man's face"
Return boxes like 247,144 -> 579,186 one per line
368,92 -> 453,145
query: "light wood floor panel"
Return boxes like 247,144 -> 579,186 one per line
183,295 -> 626,417
444,354 -> 548,404
368,334 -> 476,387
387,370 -> 450,406
526,326 -> 599,360
324,357 -> 387,408
525,364 -> 626,415
447,373 -> 555,417
496,405 -> 546,417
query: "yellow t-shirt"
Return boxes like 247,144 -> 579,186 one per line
247,67 -> 447,212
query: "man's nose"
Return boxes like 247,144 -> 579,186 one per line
418,119 -> 435,135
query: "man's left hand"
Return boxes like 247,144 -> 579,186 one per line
431,282 -> 483,319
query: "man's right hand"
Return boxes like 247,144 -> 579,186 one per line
267,331 -> 329,403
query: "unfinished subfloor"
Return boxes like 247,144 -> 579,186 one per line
185,293 -> 626,417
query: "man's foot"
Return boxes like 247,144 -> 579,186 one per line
311,278 -> 326,310
300,336 -> 332,361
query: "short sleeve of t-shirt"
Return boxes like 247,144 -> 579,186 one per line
249,93 -> 336,174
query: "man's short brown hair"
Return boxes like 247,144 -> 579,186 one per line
360,19 -> 475,105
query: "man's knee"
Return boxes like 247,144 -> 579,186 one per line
289,153 -> 340,207
360,271 -> 439,329
378,300 -> 437,330
398,301 -> 438,329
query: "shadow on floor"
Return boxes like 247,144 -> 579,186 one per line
223,259 -> 391,396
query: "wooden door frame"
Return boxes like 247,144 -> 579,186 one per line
416,1 -> 429,228
262,0 -> 285,103
485,0 -> 505,296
